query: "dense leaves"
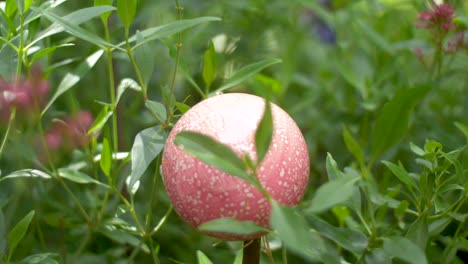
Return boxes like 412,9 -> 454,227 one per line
0,0 -> 466,263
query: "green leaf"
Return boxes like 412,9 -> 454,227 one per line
174,131 -> 251,183
455,122 -> 468,139
32,7 -> 117,49
307,215 -> 368,255
28,6 -> 116,48
214,58 -> 282,94
175,102 -> 191,114
356,21 -> 393,54
233,249 -> 243,264
0,33 -> 20,79
336,61 -> 366,99
16,0 -> 33,14
94,0 -> 113,24
99,229 -> 149,253
382,161 -> 417,189
0,208 -> 5,255
58,168 -> 109,188
88,106 -> 113,135
145,100 -> 167,123
410,142 -> 426,156
383,236 -> 428,264
20,253 -> 60,264
42,50 -> 104,116
127,126 -> 167,191
5,0 -> 17,18
126,17 -> 222,49
134,31 -> 155,87
179,60 -> 205,97
29,43 -> 74,66
325,153 -> 346,180
117,0 -> 136,31
100,137 -> 112,177
342,126 -> 364,166
270,201 -> 325,262
198,218 -> 269,236
8,211 -> 35,260
116,78 -> 142,105
371,85 -> 431,160
406,215 -> 429,251
255,100 -> 273,165
203,41 -> 217,90
196,251 -> 213,264
306,176 -> 359,214
0,169 -> 52,182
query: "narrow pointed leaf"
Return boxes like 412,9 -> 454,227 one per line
29,43 -> 74,65
117,0 -> 136,30
29,6 -> 116,47
382,161 -> 417,189
198,218 -> 269,236
42,50 -> 104,116
307,176 -> 359,214
307,215 -> 368,254
0,169 -> 52,182
214,58 -> 282,94
58,168 -> 109,188
94,0 -> 113,24
100,137 -> 112,177
270,201 -> 326,262
203,41 -> 217,90
325,153 -> 346,180
88,106 -> 113,135
20,253 -> 60,264
32,7 -> 117,49
116,78 -> 141,105
371,85 -> 431,160
255,100 -> 273,165
8,211 -> 35,259
126,17 -> 222,49
174,131 -> 250,181
383,236 -> 428,264
342,126 -> 364,166
197,251 -> 213,264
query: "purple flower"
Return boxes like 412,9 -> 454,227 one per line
416,3 -> 455,31
0,68 -> 50,121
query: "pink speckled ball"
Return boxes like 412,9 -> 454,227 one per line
161,93 -> 309,240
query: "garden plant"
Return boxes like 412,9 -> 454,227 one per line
0,0 -> 467,263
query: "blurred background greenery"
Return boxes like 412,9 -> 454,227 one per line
0,0 -> 467,263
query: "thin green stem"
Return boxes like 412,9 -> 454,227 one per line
116,189 -> 146,234
0,108 -> 16,159
127,46 -> 147,101
149,205 -> 173,236
104,24 -> 119,156
166,0 -> 183,125
145,157 -> 161,232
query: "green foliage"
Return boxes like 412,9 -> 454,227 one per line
7,211 -> 35,262
0,0 -> 467,263
254,100 -> 273,165
198,218 -> 269,236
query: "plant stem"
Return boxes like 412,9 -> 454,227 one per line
104,24 -> 119,155
0,108 -> 16,159
243,238 -> 261,264
166,0 -> 183,125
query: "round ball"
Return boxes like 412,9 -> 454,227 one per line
161,93 -> 309,240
